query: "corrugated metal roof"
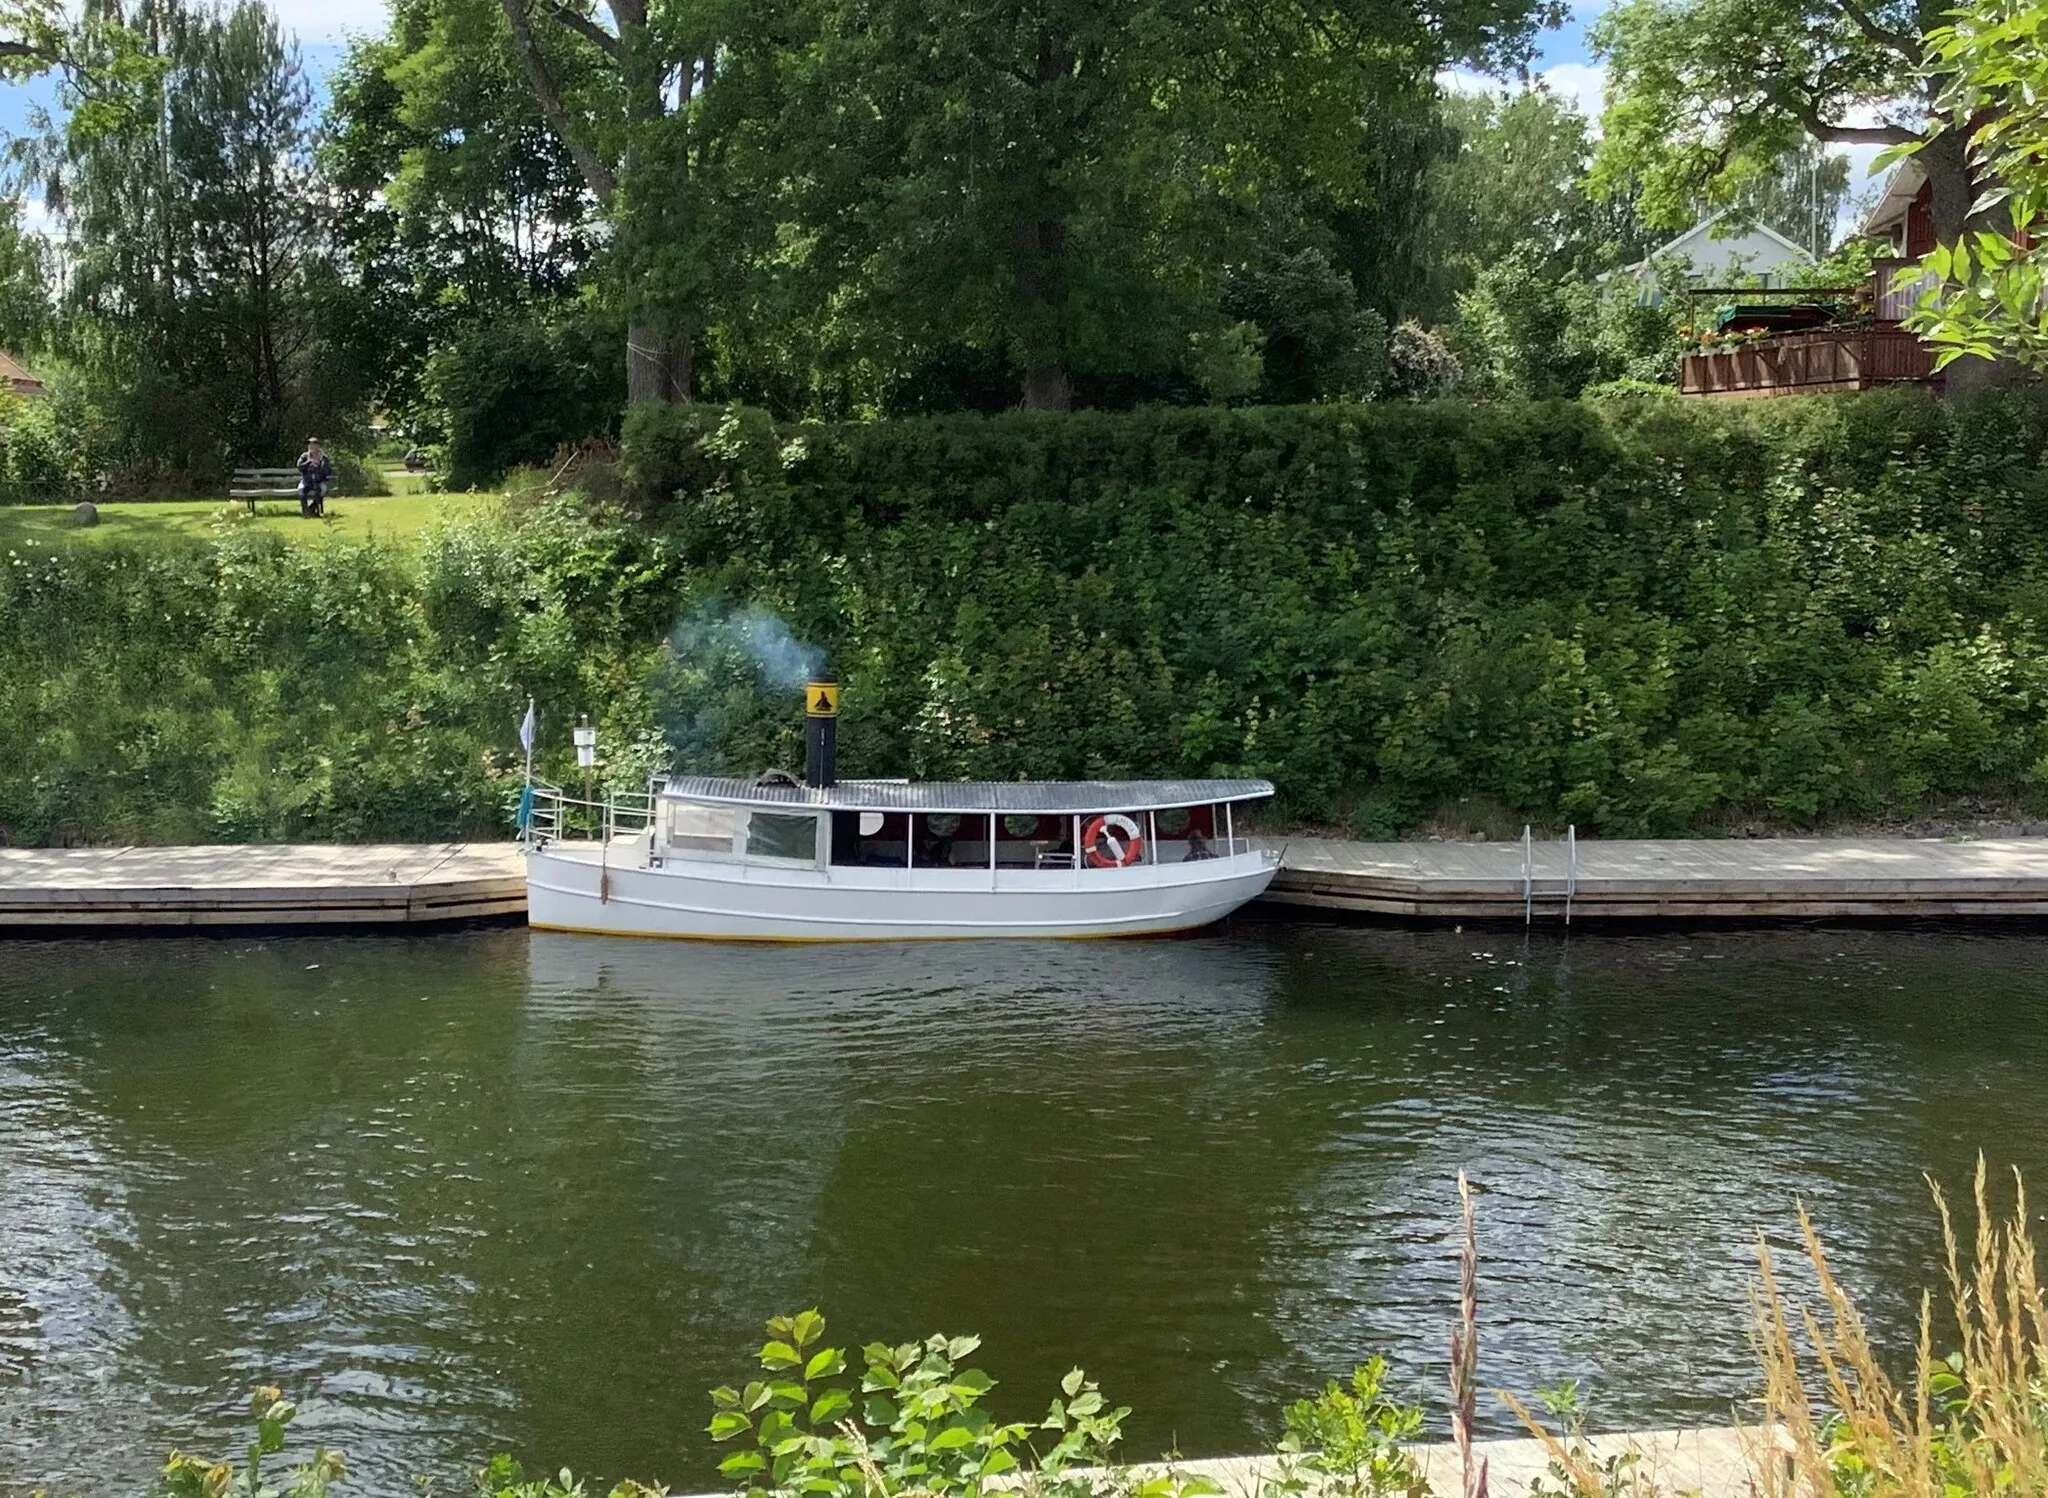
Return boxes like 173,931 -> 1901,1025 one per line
657,776 -> 1275,814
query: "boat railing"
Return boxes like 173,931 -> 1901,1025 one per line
520,780 -> 656,850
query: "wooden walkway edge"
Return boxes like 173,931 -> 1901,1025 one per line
6,835 -> 2048,929
1260,834 -> 2048,921
0,843 -> 525,928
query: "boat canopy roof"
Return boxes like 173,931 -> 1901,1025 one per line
657,776 -> 1275,815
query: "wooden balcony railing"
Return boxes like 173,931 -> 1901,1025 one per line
1678,326 -> 1941,398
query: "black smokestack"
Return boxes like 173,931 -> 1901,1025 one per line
804,672 -> 838,788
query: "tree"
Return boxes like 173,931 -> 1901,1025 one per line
1223,248 -> 1389,403
1589,0 -> 1977,283
322,0 -> 601,423
0,195 -> 50,354
766,0 -> 1563,411
1415,85 -> 1656,322
1897,0 -> 2048,371
487,0 -> 742,405
0,0 -> 68,77
1450,241 -> 1681,397
37,0 -> 352,473
1730,142 -> 1850,260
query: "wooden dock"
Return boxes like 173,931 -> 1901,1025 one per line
1262,834 -> 2048,920
0,843 -> 525,928
7,835 -> 2048,929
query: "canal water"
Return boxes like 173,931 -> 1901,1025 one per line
2,923 -> 2041,1491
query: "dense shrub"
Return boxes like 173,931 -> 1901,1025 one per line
423,303 -> 625,491
0,503 -> 674,844
624,390 -> 2048,836
9,391 -> 2048,845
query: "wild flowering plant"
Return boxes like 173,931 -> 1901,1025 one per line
1755,1160 -> 2048,1498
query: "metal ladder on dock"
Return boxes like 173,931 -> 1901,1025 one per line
1521,824 -> 1577,925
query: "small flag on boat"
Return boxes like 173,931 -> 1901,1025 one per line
518,701 -> 536,759
517,782 -> 535,831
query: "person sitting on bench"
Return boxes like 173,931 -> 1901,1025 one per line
296,437 -> 334,517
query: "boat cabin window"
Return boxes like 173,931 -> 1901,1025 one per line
830,810 -> 909,866
665,802 -> 745,859
995,814 -> 1074,868
745,811 -> 820,864
911,813 -> 994,867
1153,804 -> 1221,863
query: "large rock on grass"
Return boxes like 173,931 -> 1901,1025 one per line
71,501 -> 98,528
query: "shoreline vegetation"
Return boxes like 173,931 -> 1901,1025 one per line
129,1165 -> 2043,1498
8,392 -> 2048,848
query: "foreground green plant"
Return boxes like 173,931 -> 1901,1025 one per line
470,1455 -> 667,1498
1503,1383 -> 1649,1498
707,1310 -> 1219,1498
162,1388 -> 344,1498
1263,1357 -> 1426,1498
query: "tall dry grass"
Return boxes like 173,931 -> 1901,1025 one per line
1754,1158 -> 2048,1498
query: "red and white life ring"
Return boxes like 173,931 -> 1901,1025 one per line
1082,814 -> 1144,868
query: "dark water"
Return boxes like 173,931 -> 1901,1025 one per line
2,923 -> 2043,1492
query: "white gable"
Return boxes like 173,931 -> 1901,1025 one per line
1621,212 -> 1818,289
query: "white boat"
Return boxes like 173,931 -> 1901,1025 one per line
522,774 -> 1278,942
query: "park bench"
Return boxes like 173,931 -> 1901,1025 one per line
229,467 -> 304,515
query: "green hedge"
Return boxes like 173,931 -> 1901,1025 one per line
6,391 -> 2048,846
0,506 -> 677,844
626,391 -> 2048,835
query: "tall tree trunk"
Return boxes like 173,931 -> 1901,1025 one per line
1020,362 -> 1072,410
1008,28 -> 1073,412
1919,128 -> 2006,397
614,0 -> 688,404
1011,211 -> 1071,411
627,320 -> 691,403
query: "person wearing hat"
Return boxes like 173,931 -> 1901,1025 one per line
296,437 -> 334,518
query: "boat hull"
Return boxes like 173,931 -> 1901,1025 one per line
526,845 -> 1276,941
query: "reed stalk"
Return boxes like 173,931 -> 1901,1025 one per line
1754,1157 -> 2048,1498
1452,1172 -> 1489,1498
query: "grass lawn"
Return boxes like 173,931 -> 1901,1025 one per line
0,484 -> 496,549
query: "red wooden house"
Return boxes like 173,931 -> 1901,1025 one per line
1677,162 -> 1944,398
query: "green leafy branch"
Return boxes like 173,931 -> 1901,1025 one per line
708,1310 -> 1220,1498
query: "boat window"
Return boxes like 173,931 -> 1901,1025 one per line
912,813 -> 993,867
666,802 -> 744,858
1153,804 -> 1220,863
830,810 -> 909,866
995,814 -> 1073,869
746,812 -> 820,863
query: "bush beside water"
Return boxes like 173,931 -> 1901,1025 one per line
6,391 -> 2048,845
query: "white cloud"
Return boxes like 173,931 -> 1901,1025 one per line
1435,68 -> 1501,97
1435,62 -> 1608,131
1539,62 -> 1607,126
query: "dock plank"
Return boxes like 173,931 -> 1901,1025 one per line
1259,835 -> 2048,921
0,843 -> 525,928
